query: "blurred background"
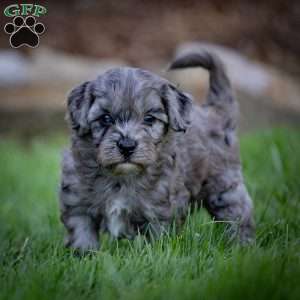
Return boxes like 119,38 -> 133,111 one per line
0,0 -> 300,137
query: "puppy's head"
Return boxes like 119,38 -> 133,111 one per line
67,67 -> 192,175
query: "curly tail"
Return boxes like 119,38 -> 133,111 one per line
168,51 -> 237,123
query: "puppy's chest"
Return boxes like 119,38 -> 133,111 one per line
88,168 -> 189,238
91,179 -> 171,238
88,183 -> 142,236
104,193 -> 135,238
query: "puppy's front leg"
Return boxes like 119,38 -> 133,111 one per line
203,175 -> 255,244
62,213 -> 99,252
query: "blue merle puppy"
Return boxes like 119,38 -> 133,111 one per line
59,50 -> 254,252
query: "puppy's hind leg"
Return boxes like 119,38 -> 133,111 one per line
202,172 -> 255,244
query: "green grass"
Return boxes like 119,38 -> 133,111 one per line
0,128 -> 299,300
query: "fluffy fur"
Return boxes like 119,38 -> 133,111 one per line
59,50 -> 254,252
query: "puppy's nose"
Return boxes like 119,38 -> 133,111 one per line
117,137 -> 137,157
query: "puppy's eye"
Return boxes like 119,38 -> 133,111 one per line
143,115 -> 156,126
99,114 -> 114,126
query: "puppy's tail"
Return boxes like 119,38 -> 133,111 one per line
168,51 -> 237,122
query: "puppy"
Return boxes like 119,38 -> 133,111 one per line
59,50 -> 254,252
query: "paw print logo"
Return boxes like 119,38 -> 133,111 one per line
4,16 -> 45,48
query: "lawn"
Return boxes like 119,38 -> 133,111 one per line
0,128 -> 299,300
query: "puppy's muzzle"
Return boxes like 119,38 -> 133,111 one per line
117,137 -> 137,159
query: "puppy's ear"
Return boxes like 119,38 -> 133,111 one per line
67,81 -> 94,136
161,84 -> 193,132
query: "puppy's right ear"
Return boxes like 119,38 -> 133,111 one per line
67,81 -> 94,136
161,83 -> 193,132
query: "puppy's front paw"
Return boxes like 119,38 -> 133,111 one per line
237,222 -> 255,245
65,235 -> 99,253
226,220 -> 255,246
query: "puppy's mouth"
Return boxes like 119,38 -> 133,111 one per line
108,161 -> 144,176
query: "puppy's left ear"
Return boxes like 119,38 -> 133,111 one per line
161,84 -> 193,132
